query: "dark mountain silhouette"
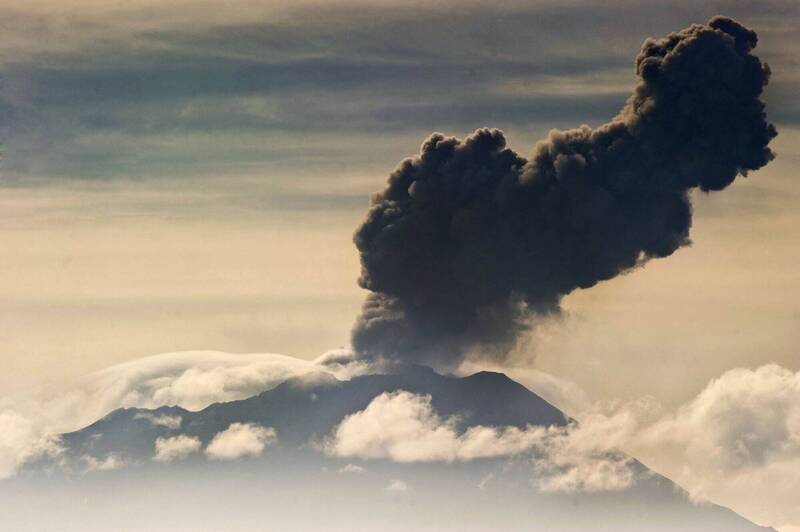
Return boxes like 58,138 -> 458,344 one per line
60,365 -> 569,459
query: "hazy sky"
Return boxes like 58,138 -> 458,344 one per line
1,0 -> 798,409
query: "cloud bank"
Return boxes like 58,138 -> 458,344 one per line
352,16 -> 776,366
324,390 -> 636,493
324,362 -> 800,521
500,363 -> 800,529
626,364 -> 800,529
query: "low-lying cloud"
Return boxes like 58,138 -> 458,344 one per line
502,363 -> 800,529
153,434 -> 202,463
135,412 -> 183,430
324,390 -> 637,493
205,422 -> 277,461
338,463 -> 367,474
385,479 -> 410,494
82,454 -> 125,473
622,364 -> 800,529
0,410 -> 63,479
323,363 -> 800,520
2,349 -> 798,528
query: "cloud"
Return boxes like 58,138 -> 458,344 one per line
323,367 -> 798,512
385,479 -> 410,493
82,454 -> 125,473
494,363 -> 800,529
85,351 -> 319,412
624,364 -> 800,530
324,390 -> 464,463
5,1 -> 796,183
153,435 -> 201,463
337,463 -> 367,474
134,412 -> 182,430
205,423 -> 277,461
0,2 -> 631,182
0,410 -> 64,479
532,446 -> 635,494
323,390 -> 636,492
315,348 -> 382,380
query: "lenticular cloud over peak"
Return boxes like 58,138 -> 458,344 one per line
351,16 -> 777,367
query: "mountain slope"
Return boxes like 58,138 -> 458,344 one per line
60,364 -> 569,459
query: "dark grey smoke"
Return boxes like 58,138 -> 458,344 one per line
351,16 -> 777,366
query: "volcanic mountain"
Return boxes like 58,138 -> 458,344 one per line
8,365 -> 773,532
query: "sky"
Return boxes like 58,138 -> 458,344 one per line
0,1 -> 799,529
2,0 -> 797,407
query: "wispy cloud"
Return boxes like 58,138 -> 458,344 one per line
337,463 -> 367,474
82,453 -> 125,473
385,479 -> 410,494
5,0 -> 796,183
134,412 -> 182,430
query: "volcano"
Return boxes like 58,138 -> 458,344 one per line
7,365 -> 773,532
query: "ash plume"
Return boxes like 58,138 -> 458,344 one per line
351,16 -> 777,367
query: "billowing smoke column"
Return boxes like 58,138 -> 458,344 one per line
352,17 -> 777,366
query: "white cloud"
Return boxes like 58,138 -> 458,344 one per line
87,351 -> 320,412
135,412 -> 182,430
323,390 -> 636,492
338,463 -> 367,474
620,364 -> 800,530
533,448 -> 635,494
205,423 -> 276,461
486,363 -> 800,529
385,479 -> 410,493
0,410 -> 64,479
83,454 -> 125,473
153,434 -> 201,463
325,391 -> 464,463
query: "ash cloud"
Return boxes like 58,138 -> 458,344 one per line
351,16 -> 777,366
